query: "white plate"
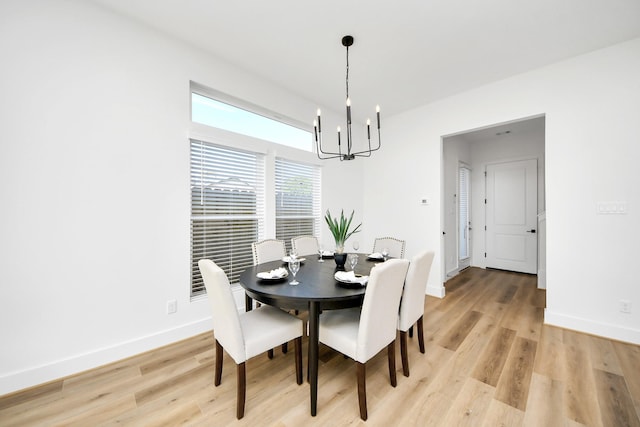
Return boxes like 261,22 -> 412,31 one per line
367,253 -> 384,260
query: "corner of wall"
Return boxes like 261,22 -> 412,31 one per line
427,284 -> 446,299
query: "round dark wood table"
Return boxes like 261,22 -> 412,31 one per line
238,254 -> 380,416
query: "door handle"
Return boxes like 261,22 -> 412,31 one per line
526,229 -> 536,233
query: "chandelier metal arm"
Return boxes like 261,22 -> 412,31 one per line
314,119 -> 381,161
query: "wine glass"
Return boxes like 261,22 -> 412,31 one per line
352,241 -> 360,252
347,253 -> 358,272
382,247 -> 389,261
318,244 -> 324,262
288,259 -> 300,285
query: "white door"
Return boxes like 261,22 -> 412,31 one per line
486,159 -> 537,274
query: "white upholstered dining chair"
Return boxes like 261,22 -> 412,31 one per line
251,238 -> 292,355
251,239 -> 287,265
198,259 -> 303,419
318,258 -> 410,420
373,236 -> 406,258
398,250 -> 435,377
291,235 -> 319,256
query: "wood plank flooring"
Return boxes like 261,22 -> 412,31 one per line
1,267 -> 639,426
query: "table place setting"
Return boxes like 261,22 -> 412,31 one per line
367,248 -> 389,261
334,270 -> 369,287
256,267 -> 289,281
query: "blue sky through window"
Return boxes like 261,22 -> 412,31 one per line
192,93 -> 312,152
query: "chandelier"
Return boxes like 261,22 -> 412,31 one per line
314,35 -> 381,161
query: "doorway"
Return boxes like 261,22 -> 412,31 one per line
442,115 -> 545,282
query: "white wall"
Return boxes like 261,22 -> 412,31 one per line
362,37 -> 640,344
0,0 -> 362,395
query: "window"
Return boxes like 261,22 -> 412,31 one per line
189,83 -> 319,298
191,91 -> 312,152
275,158 -> 321,253
190,140 -> 264,297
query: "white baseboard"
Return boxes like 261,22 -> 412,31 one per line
544,309 -> 640,345
0,318 -> 213,396
426,284 -> 445,298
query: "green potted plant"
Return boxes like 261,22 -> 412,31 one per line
325,209 -> 362,268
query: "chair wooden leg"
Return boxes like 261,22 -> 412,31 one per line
357,362 -> 368,421
268,349 -> 274,359
244,294 -> 253,312
294,337 -> 302,385
408,325 -> 414,338
417,316 -> 425,354
400,330 -> 410,377
387,341 -> 397,387
236,362 -> 246,419
282,343 -> 288,353
215,339 -> 223,386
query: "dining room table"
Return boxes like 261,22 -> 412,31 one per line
238,253 -> 383,416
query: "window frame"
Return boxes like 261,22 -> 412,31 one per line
191,82 -> 312,152
189,82 -> 322,299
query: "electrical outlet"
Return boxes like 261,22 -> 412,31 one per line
620,299 -> 631,314
167,299 -> 177,314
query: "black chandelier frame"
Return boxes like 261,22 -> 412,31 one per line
314,35 -> 381,161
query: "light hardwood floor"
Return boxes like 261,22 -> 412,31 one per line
1,268 -> 639,426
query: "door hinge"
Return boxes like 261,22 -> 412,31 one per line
484,252 -> 487,258
484,198 -> 487,204
484,225 -> 487,231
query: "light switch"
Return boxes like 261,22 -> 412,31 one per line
597,201 -> 628,214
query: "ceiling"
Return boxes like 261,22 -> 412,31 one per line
89,0 -> 640,122
449,115 -> 545,143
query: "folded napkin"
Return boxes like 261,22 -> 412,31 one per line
368,252 -> 384,259
334,271 -> 369,285
282,256 -> 305,263
321,250 -> 334,256
257,267 -> 288,279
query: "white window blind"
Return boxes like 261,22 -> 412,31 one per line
275,158 -> 321,253
190,139 -> 264,296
